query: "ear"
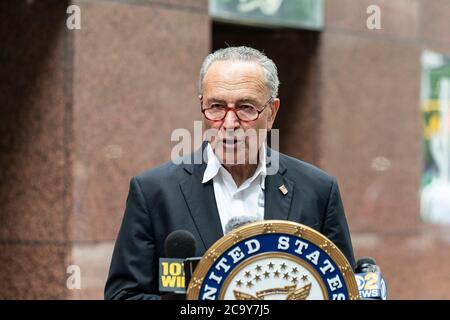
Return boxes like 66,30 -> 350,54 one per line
267,98 -> 280,131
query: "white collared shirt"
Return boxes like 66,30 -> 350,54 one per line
202,143 -> 266,233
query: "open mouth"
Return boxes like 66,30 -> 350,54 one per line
222,138 -> 243,145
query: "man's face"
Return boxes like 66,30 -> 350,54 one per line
201,60 -> 280,166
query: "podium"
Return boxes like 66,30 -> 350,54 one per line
185,220 -> 359,300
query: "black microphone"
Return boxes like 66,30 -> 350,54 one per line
159,230 -> 197,299
354,257 -> 387,300
224,215 -> 262,234
164,230 -> 197,259
355,257 -> 378,273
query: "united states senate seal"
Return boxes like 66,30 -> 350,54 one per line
186,220 -> 359,300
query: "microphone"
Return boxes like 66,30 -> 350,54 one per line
224,215 -> 262,234
355,257 -> 378,273
165,230 -> 197,258
159,230 -> 197,297
161,218 -> 262,296
354,257 -> 387,300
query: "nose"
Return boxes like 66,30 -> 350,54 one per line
222,108 -> 240,130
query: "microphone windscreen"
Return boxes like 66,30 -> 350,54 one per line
164,230 -> 196,258
224,215 -> 262,234
355,256 -> 377,273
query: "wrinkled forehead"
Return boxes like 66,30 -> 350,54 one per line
202,60 -> 269,100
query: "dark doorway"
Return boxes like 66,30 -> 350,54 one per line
212,22 -> 321,165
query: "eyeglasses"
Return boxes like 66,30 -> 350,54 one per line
201,97 -> 274,122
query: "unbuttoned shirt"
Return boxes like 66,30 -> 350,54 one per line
202,143 -> 267,233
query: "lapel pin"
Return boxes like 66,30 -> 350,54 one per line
279,185 -> 288,195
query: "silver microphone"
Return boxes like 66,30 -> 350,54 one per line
224,215 -> 262,234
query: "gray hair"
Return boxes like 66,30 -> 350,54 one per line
198,46 -> 280,98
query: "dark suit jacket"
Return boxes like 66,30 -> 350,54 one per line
104,146 -> 355,300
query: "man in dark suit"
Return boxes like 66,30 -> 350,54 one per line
105,46 -> 355,300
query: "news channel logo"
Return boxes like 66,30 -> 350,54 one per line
355,272 -> 387,300
159,258 -> 186,293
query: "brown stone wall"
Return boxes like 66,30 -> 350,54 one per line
71,0 -> 209,243
0,0 -> 70,299
0,0 -> 209,299
69,0 -> 209,299
322,0 -> 450,299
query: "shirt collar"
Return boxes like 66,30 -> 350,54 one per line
202,142 -> 267,190
202,143 -> 222,184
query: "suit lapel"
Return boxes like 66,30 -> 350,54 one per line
264,149 -> 295,221
179,145 -> 223,252
179,144 -> 295,250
